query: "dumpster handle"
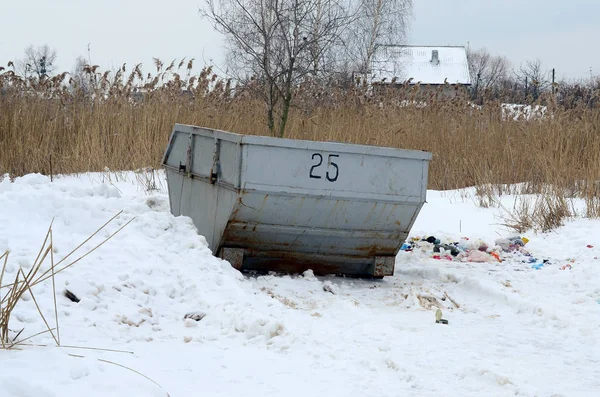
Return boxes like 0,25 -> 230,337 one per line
186,133 -> 194,177
178,133 -> 194,176
210,138 -> 221,184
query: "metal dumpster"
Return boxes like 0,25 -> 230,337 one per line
161,124 -> 432,278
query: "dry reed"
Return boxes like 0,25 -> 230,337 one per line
1,60 -> 600,227
0,212 -> 131,348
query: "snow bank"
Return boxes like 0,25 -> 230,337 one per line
1,172 -> 599,397
0,172 -> 286,347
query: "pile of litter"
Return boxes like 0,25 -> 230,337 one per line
400,234 -> 558,269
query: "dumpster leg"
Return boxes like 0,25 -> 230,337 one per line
219,247 -> 244,271
373,256 -> 395,277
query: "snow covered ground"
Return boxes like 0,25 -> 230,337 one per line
1,170 -> 599,397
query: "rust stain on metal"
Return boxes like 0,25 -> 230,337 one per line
364,202 -> 378,223
327,200 -> 342,219
354,243 -> 395,257
226,234 -> 299,249
293,197 -> 307,221
380,203 -> 389,221
388,204 -> 399,221
230,195 -> 245,220
235,193 -> 263,215
258,194 -> 269,213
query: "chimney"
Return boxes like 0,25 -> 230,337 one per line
431,50 -> 440,65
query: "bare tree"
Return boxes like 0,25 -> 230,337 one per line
344,0 -> 413,76
467,47 -> 510,98
201,0 -> 350,138
515,59 -> 550,101
17,44 -> 57,79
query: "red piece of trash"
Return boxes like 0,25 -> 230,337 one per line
587,245 -> 594,248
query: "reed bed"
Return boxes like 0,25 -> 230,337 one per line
1,60 -> 600,229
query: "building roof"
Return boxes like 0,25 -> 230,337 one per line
370,45 -> 472,86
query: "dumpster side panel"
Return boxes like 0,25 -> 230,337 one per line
169,171 -> 239,251
165,169 -> 182,216
179,171 -> 218,248
163,132 -> 189,169
217,139 -> 242,187
223,221 -> 408,255
190,134 -> 215,177
162,128 -> 243,252
227,193 -> 422,232
241,144 -> 427,202
188,135 -> 241,187
211,187 -> 239,253
221,193 -> 421,256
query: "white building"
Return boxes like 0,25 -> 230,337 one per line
370,45 -> 472,97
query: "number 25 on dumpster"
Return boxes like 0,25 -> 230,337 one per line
309,153 -> 339,182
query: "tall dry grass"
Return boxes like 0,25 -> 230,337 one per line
1,60 -> 600,227
0,212 -> 131,348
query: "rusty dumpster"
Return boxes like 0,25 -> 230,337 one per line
161,124 -> 432,278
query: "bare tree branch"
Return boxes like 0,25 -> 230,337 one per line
200,0 -> 351,137
343,0 -> 413,75
467,47 -> 510,99
17,44 -> 57,80
515,58 -> 551,101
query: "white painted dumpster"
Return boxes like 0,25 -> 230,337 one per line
161,124 -> 432,278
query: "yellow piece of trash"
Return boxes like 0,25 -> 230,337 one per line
522,237 -> 529,244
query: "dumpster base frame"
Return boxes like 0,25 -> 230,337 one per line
218,246 -> 396,278
373,256 -> 396,277
219,247 -> 244,270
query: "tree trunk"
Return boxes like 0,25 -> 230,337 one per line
267,106 -> 275,136
278,65 -> 295,138
267,82 -> 276,136
278,94 -> 292,138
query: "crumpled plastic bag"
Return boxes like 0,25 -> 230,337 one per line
459,249 -> 495,263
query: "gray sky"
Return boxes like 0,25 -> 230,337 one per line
410,0 -> 599,81
2,0 -> 598,81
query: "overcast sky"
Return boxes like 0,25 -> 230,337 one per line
2,0 -> 598,81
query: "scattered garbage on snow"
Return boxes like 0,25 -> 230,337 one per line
400,234 -> 591,272
401,234 -> 550,267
